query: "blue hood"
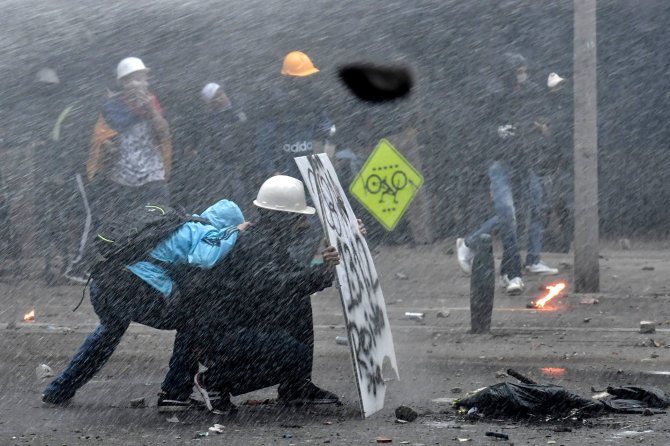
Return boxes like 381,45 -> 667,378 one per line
199,199 -> 245,229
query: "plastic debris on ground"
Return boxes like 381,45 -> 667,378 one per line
166,415 -> 179,423
456,377 -> 670,419
335,336 -> 348,346
129,397 -> 146,408
36,364 -> 54,379
395,405 -> 418,422
208,424 -> 224,434
640,321 -> 656,334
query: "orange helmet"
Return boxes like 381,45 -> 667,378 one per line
281,51 -> 319,77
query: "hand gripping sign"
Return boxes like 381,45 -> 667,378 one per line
295,154 -> 399,418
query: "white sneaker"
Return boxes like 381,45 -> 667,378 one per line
456,238 -> 473,275
506,276 -> 525,295
526,261 -> 559,275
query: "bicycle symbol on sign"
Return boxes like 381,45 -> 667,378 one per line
364,167 -> 408,204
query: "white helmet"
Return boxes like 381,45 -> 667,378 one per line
201,82 -> 221,103
547,72 -> 566,89
117,57 -> 148,80
36,68 -> 59,84
253,175 -> 315,215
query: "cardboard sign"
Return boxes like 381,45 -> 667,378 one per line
349,139 -> 424,231
295,154 -> 399,418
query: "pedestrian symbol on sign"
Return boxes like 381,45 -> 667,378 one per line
349,139 -> 424,231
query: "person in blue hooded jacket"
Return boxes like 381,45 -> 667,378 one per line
42,199 -> 247,405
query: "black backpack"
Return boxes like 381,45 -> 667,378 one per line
94,204 -> 209,266
72,204 -> 210,312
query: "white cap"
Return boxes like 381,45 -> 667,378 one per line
201,82 -> 221,103
36,68 -> 59,85
547,72 -> 566,89
253,175 -> 316,215
117,57 -> 148,80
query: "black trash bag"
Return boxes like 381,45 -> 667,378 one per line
457,383 -> 604,418
599,398 -> 664,414
606,385 -> 670,408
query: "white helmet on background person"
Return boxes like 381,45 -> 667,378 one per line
201,82 -> 221,103
117,57 -> 148,80
253,175 -> 315,215
36,68 -> 59,85
547,72 -> 566,89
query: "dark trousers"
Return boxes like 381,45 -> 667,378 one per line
43,272 -> 183,401
167,292 -> 314,396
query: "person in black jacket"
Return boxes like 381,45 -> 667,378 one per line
159,175 -> 343,413
456,53 -> 559,295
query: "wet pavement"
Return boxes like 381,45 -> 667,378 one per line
2,240 -> 670,445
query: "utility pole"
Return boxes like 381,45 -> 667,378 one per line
573,0 -> 600,292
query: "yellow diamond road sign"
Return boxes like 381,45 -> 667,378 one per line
349,139 -> 424,231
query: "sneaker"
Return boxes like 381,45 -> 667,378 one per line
193,373 -> 236,414
42,391 -> 74,405
157,392 -> 192,412
499,274 -> 511,289
525,261 -> 559,275
506,276 -> 525,295
456,238 -> 474,275
278,380 -> 340,405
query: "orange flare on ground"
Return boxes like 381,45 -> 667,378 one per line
535,282 -> 567,309
24,309 -> 35,321
539,367 -> 567,377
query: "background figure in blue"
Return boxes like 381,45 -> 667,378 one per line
41,200 -> 246,406
456,52 -> 559,295
255,51 -> 335,263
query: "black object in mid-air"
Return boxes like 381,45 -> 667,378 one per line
338,64 -> 412,102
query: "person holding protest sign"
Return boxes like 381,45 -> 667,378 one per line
162,175 -> 365,413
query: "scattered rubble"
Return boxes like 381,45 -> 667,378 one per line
35,364 -> 54,379
335,336 -> 348,346
129,397 -> 146,408
395,405 -> 418,422
485,432 -> 509,440
640,321 -> 656,334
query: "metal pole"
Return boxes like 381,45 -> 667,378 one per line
573,0 -> 600,292
470,234 -> 495,333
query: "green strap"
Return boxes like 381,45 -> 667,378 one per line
51,105 -> 73,141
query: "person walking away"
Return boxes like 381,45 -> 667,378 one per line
456,53 -> 559,295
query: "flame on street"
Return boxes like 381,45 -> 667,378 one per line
24,309 -> 35,321
534,282 -> 567,309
